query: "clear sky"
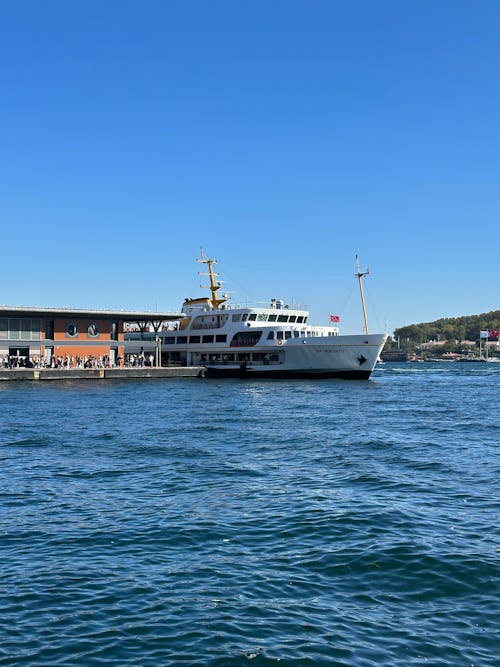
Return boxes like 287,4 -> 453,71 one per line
1,1 -> 498,335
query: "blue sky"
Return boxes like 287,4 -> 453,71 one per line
1,1 -> 498,335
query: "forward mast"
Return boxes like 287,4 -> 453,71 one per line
355,255 -> 370,335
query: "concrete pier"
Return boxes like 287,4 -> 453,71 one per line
0,367 -> 205,382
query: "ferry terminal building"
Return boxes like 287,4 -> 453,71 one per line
0,306 -> 182,366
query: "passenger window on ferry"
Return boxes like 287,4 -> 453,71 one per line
294,331 -> 300,337
267,331 -> 274,340
285,331 -> 292,339
268,314 -> 277,322
248,314 -> 257,321
288,316 -> 297,323
276,331 -> 284,340
241,314 -> 248,321
232,314 -> 241,322
277,315 -> 288,322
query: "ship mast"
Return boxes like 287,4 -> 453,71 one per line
198,247 -> 227,309
355,255 -> 370,334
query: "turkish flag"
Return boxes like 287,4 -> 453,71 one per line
330,315 -> 340,322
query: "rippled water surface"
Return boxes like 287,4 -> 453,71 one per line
1,363 -> 499,666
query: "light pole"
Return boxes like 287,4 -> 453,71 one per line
155,337 -> 162,367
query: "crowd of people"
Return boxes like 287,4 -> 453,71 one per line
1,352 -> 157,369
124,353 -> 156,367
1,354 -> 121,369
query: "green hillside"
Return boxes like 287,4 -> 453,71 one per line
393,310 -> 500,345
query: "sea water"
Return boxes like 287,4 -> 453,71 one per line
0,363 -> 498,666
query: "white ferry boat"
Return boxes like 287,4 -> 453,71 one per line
143,252 -> 388,379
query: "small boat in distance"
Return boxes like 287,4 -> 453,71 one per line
153,251 -> 388,379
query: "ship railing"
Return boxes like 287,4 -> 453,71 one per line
190,323 -> 219,330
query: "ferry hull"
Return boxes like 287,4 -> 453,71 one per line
205,367 -> 372,379
203,333 -> 387,379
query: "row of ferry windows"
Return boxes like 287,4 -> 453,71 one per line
191,313 -> 308,327
163,330 -> 337,345
267,330 -> 336,339
232,313 -> 307,324
164,335 -> 228,344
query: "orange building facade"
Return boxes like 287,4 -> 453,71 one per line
0,307 -> 181,367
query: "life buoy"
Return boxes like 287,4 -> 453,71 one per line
277,339 -> 283,346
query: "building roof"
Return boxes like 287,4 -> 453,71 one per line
0,305 -> 182,321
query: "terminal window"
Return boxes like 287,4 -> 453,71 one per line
0,318 -> 41,340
